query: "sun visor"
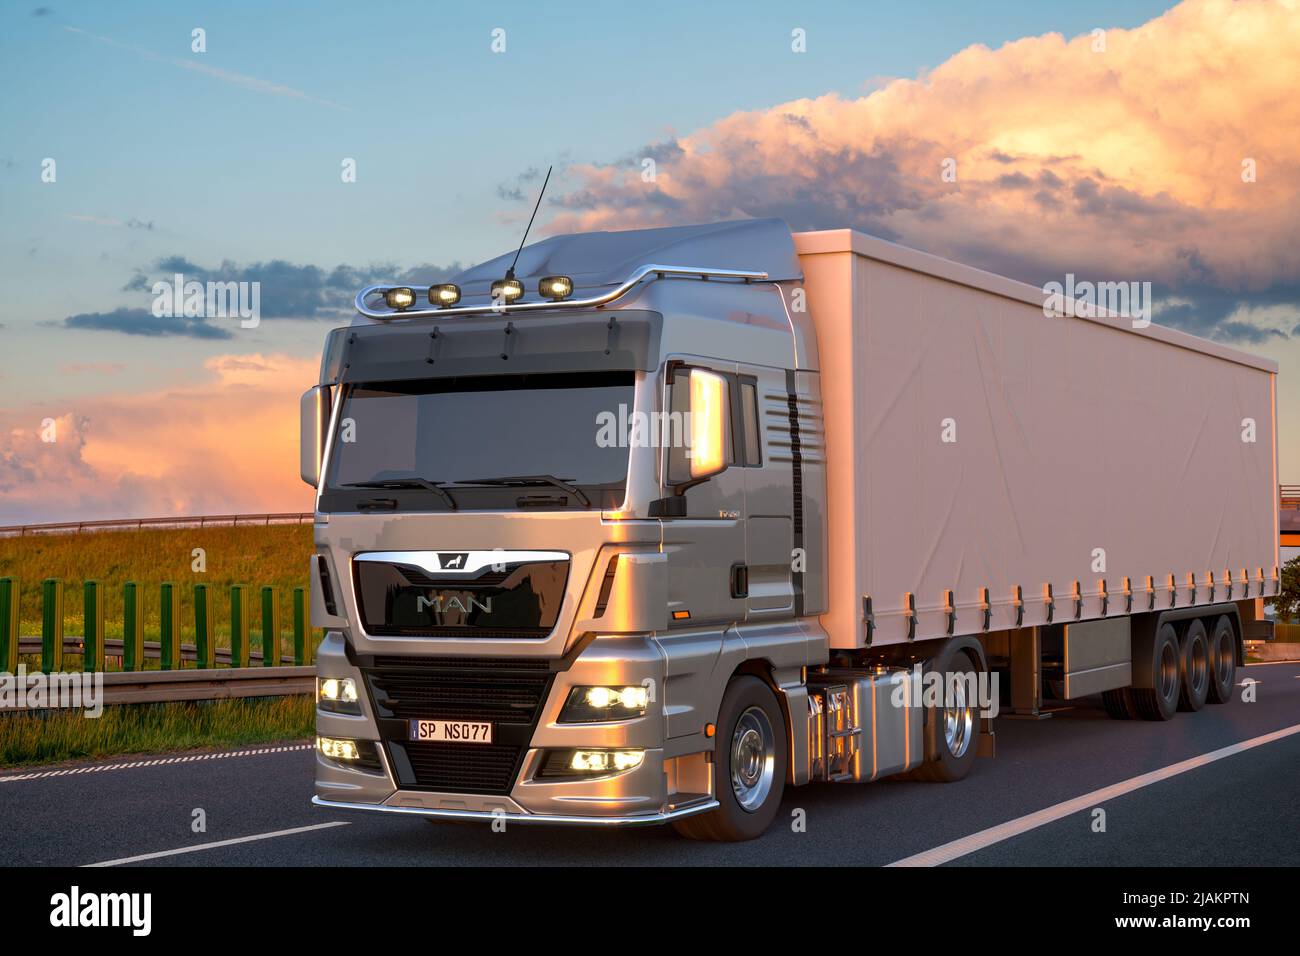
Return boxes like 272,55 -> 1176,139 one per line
338,309 -> 661,383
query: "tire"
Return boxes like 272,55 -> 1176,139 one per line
671,676 -> 787,842
1206,615 -> 1237,705
912,649 -> 980,783
1177,619 -> 1211,712
1101,687 -> 1136,720
1132,622 -> 1181,721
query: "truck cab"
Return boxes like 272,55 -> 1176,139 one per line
305,219 -> 831,839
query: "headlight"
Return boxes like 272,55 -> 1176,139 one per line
539,748 -> 645,778
317,736 -> 360,761
560,685 -> 649,722
490,277 -> 525,303
429,283 -> 461,307
383,287 -> 416,310
538,275 -> 573,301
317,677 -> 360,714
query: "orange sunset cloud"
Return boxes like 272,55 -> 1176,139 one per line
550,0 -> 1300,296
0,353 -> 315,525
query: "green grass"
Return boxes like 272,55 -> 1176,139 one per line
0,523 -> 316,652
0,695 -> 314,768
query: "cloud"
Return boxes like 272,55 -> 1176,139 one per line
549,0 -> 1300,342
67,214 -> 154,230
61,257 -> 462,338
0,353 -> 316,524
63,306 -> 233,340
63,25 -> 351,111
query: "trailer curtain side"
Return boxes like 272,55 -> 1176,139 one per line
795,230 -> 1279,649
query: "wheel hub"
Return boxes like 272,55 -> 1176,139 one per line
730,707 -> 776,812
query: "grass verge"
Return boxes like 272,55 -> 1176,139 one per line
0,695 -> 314,768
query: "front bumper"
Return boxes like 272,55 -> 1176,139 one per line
311,794 -> 718,827
314,631 -> 712,823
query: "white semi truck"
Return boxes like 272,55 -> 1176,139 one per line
302,219 -> 1279,841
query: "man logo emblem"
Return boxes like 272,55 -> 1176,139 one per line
438,552 -> 468,570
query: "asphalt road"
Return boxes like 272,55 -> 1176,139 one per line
2,662 -> 1297,867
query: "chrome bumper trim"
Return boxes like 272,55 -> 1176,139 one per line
312,795 -> 718,827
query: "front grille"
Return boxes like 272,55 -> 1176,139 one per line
400,742 -> 522,793
363,657 -> 554,794
353,558 -> 568,638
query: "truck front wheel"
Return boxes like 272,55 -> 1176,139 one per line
671,676 -> 787,842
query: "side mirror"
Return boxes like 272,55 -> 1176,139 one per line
300,385 -> 332,487
688,369 -> 731,480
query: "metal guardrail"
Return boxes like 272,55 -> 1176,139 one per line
15,636 -> 299,666
4,666 -> 315,711
0,513 -> 314,538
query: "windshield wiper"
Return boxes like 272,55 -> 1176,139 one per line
341,478 -> 458,510
456,474 -> 591,508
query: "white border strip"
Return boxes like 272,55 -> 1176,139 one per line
887,722 -> 1300,867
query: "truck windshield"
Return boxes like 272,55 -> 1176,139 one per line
319,371 -> 633,512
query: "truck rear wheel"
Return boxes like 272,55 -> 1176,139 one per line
1177,619 -> 1210,712
1132,622 -> 1181,721
1206,615 -> 1236,704
912,649 -> 980,783
671,676 -> 787,842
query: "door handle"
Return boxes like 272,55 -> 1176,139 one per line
730,563 -> 749,599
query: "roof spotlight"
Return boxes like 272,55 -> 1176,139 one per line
429,284 -> 461,308
490,277 -> 525,303
383,287 -> 416,311
538,275 -> 574,301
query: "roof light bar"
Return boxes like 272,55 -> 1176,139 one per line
354,263 -> 770,321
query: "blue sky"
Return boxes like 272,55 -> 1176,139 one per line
2,1 -> 1178,357
3,0 -> 1298,521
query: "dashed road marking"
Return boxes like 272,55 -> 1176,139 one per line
0,743 -> 314,783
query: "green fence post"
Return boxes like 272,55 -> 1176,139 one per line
292,587 -> 309,665
194,583 -> 214,670
0,577 -> 18,674
230,585 -> 250,668
41,578 -> 64,673
261,585 -> 281,667
83,580 -> 104,673
160,582 -> 180,670
123,582 -> 142,671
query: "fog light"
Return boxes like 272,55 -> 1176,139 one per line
570,749 -> 644,773
429,283 -> 461,307
490,277 -> 524,303
560,685 -> 649,722
538,275 -> 573,301
317,736 -> 360,761
383,287 -> 416,310
540,748 -> 645,777
317,677 -> 360,714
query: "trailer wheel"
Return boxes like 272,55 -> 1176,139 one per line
1177,619 -> 1210,712
1101,688 -> 1136,720
912,649 -> 980,783
671,676 -> 787,842
1132,622 -> 1181,721
1206,615 -> 1236,705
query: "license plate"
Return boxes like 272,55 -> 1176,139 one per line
408,719 -> 493,744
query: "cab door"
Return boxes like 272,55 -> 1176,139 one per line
655,359 -> 747,629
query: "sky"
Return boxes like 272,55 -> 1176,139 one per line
1,0 -> 1298,523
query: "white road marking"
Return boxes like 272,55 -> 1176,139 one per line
84,821 -> 351,867
0,743 -> 314,783
887,722 -> 1300,867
